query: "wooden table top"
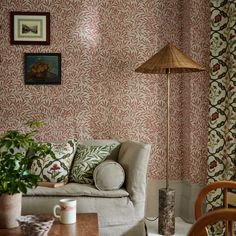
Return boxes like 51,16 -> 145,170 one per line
0,213 -> 99,236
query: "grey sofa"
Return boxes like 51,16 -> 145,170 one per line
22,140 -> 151,236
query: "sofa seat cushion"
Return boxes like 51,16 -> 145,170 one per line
22,196 -> 141,228
25,183 -> 129,198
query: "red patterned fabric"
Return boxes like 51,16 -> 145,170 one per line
0,0 -> 209,183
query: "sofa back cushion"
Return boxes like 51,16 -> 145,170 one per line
30,139 -> 77,183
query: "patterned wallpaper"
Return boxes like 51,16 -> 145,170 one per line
181,0 -> 211,184
0,0 -> 210,184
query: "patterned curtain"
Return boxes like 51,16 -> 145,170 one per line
208,1 -> 236,235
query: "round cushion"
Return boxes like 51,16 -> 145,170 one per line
93,160 -> 125,191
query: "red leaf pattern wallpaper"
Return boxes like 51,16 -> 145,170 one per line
0,0 -> 210,184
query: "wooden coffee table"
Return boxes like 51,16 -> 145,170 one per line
0,213 -> 99,236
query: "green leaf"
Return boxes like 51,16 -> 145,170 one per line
19,182 -> 27,194
3,181 -> 8,190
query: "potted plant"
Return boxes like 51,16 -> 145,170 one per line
0,121 -> 51,228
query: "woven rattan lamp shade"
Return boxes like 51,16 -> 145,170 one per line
135,43 -> 205,74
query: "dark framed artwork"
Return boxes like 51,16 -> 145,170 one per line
10,12 -> 50,45
24,53 -> 61,85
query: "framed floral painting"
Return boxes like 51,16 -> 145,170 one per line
10,12 -> 50,45
24,53 -> 61,85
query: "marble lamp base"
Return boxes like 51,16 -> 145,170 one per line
158,188 -> 175,235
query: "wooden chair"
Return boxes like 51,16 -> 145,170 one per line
188,208 -> 236,236
194,181 -> 236,236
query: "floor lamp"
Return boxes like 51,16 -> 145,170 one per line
135,43 -> 205,235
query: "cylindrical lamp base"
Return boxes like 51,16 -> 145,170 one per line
158,188 -> 175,235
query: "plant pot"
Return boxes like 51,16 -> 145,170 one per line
0,193 -> 22,228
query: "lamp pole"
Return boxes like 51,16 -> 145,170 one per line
166,68 -> 170,189
158,68 -> 175,235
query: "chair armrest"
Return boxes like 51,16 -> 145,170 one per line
118,140 -> 151,202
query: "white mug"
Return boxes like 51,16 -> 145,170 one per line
53,199 -> 77,224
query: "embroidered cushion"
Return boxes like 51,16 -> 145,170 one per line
69,144 -> 115,184
30,139 -> 77,183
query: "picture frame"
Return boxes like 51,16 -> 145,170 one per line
24,53 -> 61,85
10,12 -> 50,45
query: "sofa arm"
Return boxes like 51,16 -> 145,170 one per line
118,140 -> 151,202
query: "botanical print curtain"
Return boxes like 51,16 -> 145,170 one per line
208,1 -> 236,235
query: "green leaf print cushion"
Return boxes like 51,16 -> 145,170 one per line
30,139 -> 77,183
69,144 -> 116,184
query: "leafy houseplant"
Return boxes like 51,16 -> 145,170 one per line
0,121 -> 51,194
0,121 -> 51,228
